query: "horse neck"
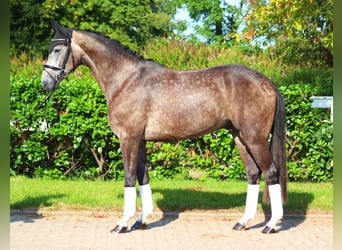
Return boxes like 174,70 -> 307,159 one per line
72,30 -> 141,100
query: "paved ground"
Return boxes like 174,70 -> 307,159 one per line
10,210 -> 333,250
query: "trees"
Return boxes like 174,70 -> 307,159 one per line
11,0 -> 332,67
174,0 -> 246,45
10,0 -> 176,57
174,0 -> 332,66
242,0 -> 333,66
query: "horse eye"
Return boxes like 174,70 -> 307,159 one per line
53,48 -> 61,53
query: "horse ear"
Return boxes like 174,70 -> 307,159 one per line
51,20 -> 62,30
50,20 -> 70,37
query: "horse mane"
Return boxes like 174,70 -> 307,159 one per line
75,28 -> 159,64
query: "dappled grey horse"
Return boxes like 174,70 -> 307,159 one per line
41,21 -> 287,234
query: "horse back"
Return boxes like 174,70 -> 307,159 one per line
108,64 -> 277,141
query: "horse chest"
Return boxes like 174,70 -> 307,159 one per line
107,100 -> 148,139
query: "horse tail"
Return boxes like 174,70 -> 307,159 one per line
263,84 -> 288,204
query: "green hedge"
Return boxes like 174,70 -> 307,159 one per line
10,74 -> 332,182
10,39 -> 332,182
280,84 -> 333,182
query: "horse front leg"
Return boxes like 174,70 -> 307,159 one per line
111,138 -> 140,234
131,141 -> 154,230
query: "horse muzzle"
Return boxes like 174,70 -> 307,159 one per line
41,67 -> 68,91
41,71 -> 59,92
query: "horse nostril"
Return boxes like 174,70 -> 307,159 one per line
42,81 -> 49,90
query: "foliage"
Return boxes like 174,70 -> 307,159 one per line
10,38 -> 332,182
10,74 -> 123,180
243,0 -> 333,66
281,84 -> 333,182
174,0 -> 246,45
11,0 -> 333,69
10,0 -> 176,57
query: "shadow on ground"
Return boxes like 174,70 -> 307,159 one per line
10,194 -> 66,223
146,188 -> 314,232
10,188 -> 315,233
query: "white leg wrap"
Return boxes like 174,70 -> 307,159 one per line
118,187 -> 136,227
267,184 -> 283,228
239,184 -> 259,226
139,184 -> 153,222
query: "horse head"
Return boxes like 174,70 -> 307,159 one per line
41,21 -> 75,92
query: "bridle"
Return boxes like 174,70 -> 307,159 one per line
12,31 -> 76,129
43,36 -> 75,85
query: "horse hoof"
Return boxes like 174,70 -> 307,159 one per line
110,225 -> 128,234
232,222 -> 247,231
261,226 -> 277,234
131,221 -> 147,231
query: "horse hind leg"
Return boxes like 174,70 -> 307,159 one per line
244,139 -> 283,234
232,135 -> 261,231
262,181 -> 283,234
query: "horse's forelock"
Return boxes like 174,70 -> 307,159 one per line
48,24 -> 72,53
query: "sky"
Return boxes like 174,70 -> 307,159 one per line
173,6 -> 203,39
173,0 -> 241,39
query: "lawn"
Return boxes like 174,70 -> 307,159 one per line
10,176 -> 332,214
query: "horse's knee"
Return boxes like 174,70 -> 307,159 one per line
124,172 -> 137,187
246,167 -> 261,184
264,162 -> 279,185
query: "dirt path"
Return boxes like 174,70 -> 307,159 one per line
10,210 -> 333,250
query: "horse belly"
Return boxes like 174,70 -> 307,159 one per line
144,98 -> 226,141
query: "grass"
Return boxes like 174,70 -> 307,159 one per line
10,176 -> 332,214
